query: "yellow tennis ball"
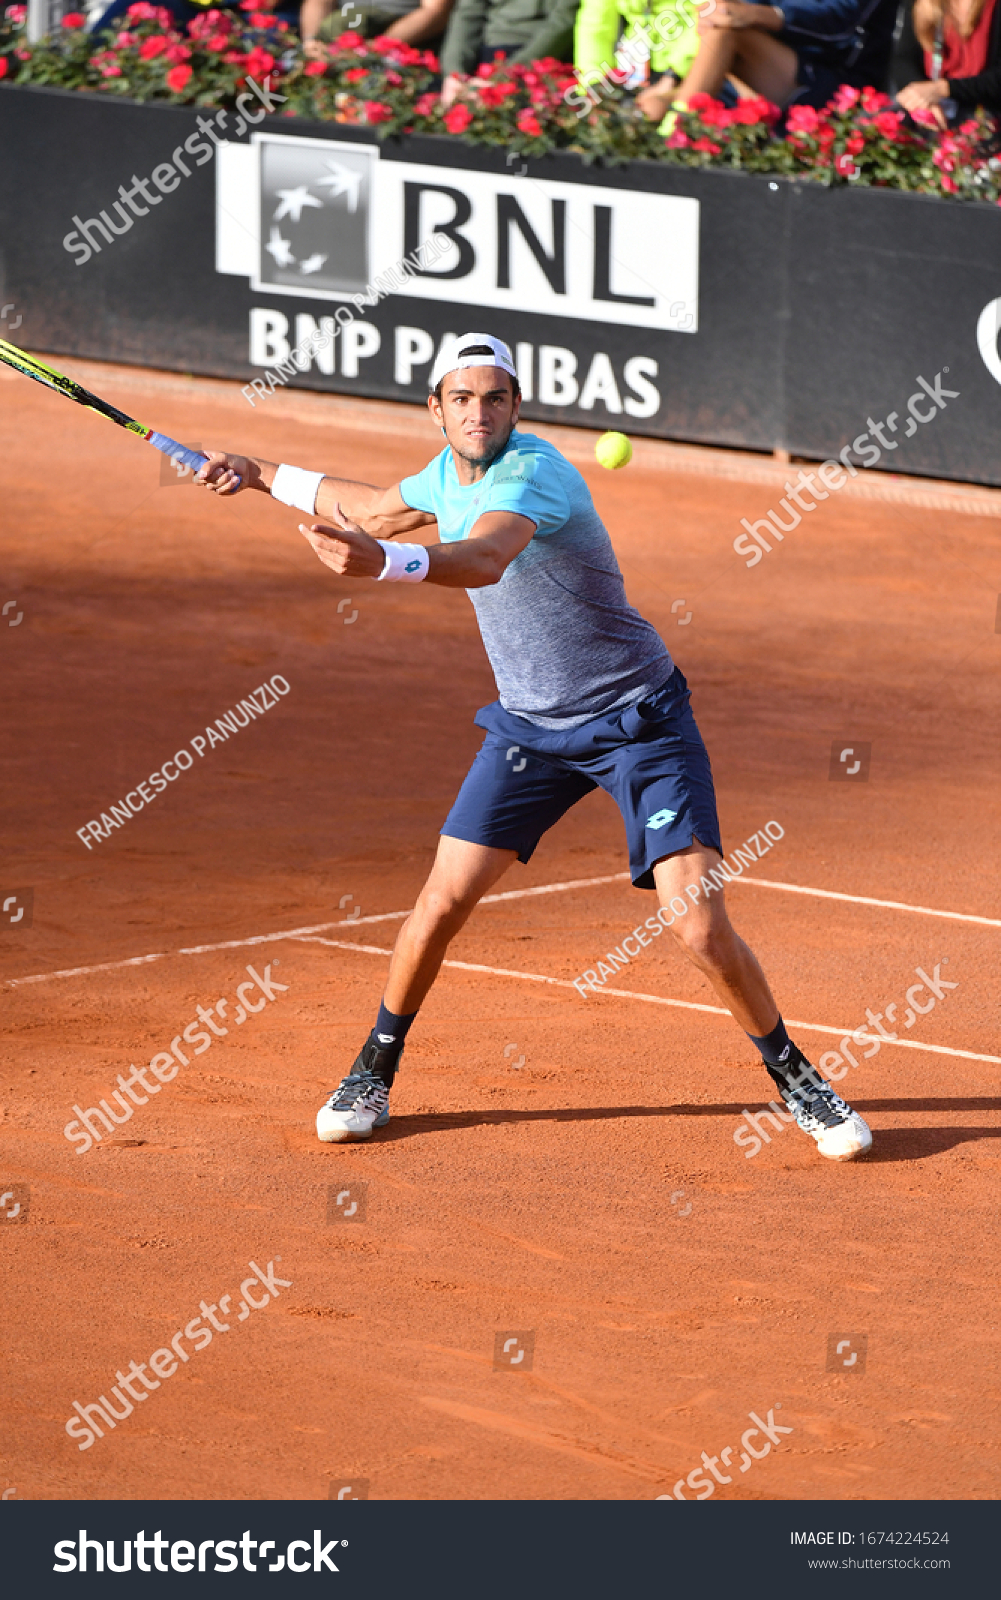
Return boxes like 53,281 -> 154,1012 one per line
595,431 -> 632,470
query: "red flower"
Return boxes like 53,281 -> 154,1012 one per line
115,30 -> 137,44
939,173 -> 958,192
818,124 -> 836,147
344,66 -> 368,81
139,34 -> 169,59
874,110 -> 901,139
166,62 -> 192,92
731,100 -> 765,124
370,34 -> 401,54
687,91 -> 715,110
787,104 -> 820,134
413,90 -> 438,115
243,46 -> 275,77
385,69 -> 402,85
834,152 -> 857,176
248,10 -> 272,24
332,30 -> 364,48
5,4 -> 27,21
304,59 -> 326,76
101,63 -> 123,76
476,61 -> 494,77
665,128 -> 689,148
443,102 -> 473,133
691,135 -> 721,153
830,83 -> 860,113
0,57 -> 7,79
478,82 -> 512,106
860,86 -> 890,112
61,12 -> 86,26
364,99 -> 394,123
516,108 -> 543,136
845,131 -> 864,154
165,42 -> 191,63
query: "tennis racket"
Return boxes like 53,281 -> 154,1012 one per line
0,337 -> 215,478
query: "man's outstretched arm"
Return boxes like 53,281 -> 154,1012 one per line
194,450 -> 435,537
300,508 -> 536,589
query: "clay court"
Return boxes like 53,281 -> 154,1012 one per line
2,357 -> 999,1504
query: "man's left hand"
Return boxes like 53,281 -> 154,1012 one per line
300,503 -> 386,579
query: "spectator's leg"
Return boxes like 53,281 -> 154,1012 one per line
301,0 -> 335,51
639,27 -> 798,119
385,0 -> 455,45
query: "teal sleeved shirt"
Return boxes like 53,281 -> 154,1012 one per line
399,430 -> 672,728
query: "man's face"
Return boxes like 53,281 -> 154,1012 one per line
429,365 -> 520,470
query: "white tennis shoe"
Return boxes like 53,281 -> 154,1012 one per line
779,1065 -> 872,1162
316,1067 -> 390,1143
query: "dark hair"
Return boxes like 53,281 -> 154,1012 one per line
433,346 -> 520,404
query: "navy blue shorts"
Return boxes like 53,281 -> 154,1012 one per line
441,667 -> 723,891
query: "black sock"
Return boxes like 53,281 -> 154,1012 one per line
365,1000 -> 418,1086
746,1016 -> 792,1068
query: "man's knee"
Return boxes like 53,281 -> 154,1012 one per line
669,913 -> 730,967
417,880 -> 481,933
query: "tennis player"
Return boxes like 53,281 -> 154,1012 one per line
197,333 -> 871,1163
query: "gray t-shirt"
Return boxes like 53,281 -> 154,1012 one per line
399,429 -> 673,729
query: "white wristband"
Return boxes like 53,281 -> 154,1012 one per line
271,463 -> 325,515
376,541 -> 430,583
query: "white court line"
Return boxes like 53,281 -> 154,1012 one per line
4,866 -> 998,990
731,875 -> 1001,929
294,937 -> 1001,1066
1,873 -> 631,987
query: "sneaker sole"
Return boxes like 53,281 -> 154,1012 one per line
815,1114 -> 873,1162
316,1111 -> 390,1144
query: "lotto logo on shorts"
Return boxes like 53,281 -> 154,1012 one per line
646,808 -> 677,830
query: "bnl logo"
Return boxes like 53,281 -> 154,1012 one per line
494,1330 -> 535,1370
829,740 -> 872,781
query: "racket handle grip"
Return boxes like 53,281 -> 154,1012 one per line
149,432 -> 208,475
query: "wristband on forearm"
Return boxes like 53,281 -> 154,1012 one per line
376,541 -> 430,583
270,463 -> 325,515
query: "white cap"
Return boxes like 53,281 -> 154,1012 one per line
429,332 -> 518,391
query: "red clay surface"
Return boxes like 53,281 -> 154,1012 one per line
2,359 -> 1000,1502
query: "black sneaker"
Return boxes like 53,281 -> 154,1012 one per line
770,1048 -> 872,1162
315,1038 -> 397,1143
